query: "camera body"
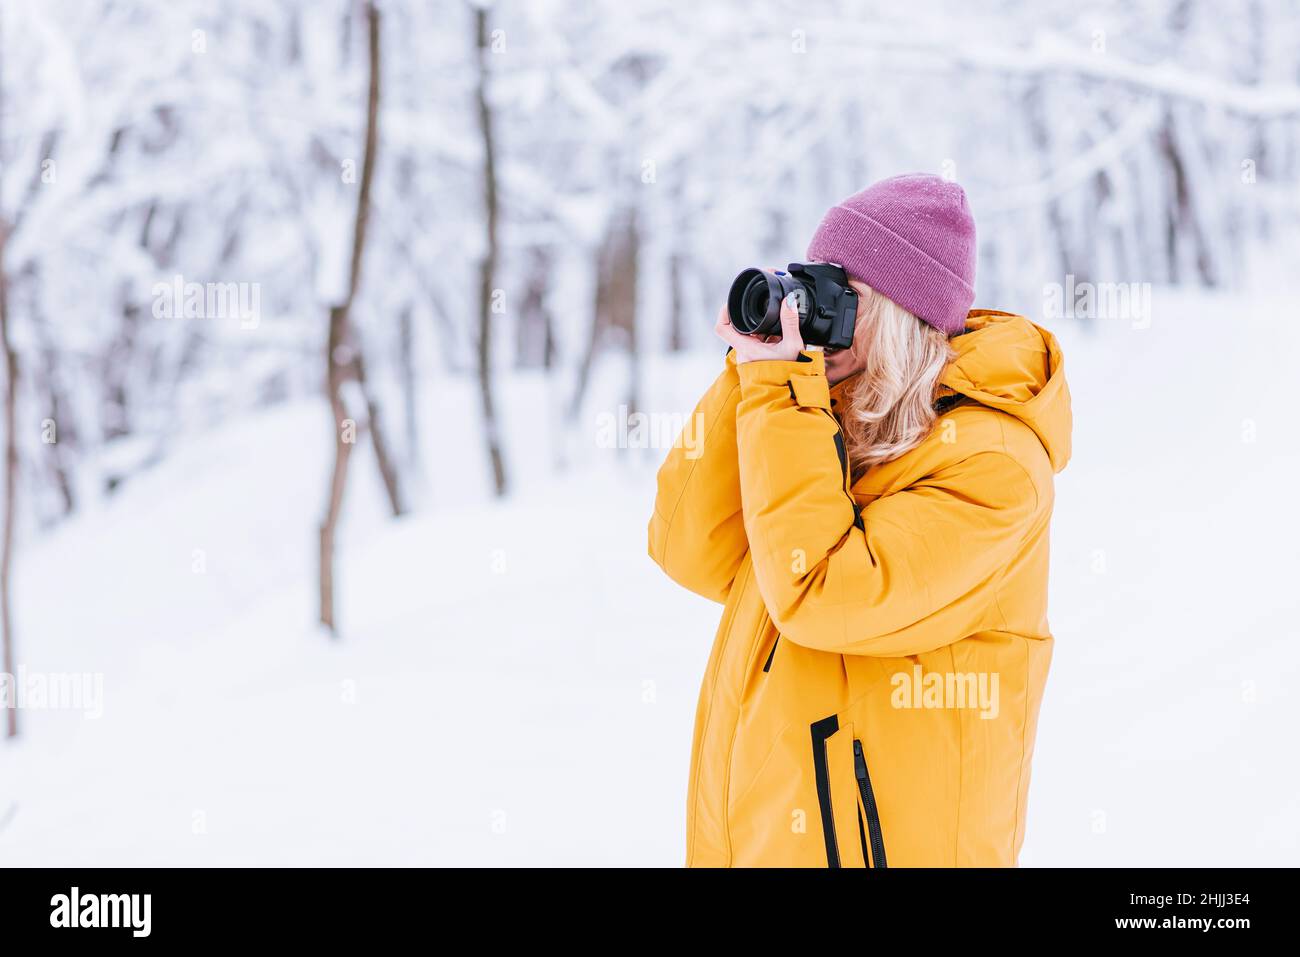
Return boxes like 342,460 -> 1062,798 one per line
726,262 -> 858,349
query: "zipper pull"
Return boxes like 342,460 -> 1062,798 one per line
853,739 -> 867,780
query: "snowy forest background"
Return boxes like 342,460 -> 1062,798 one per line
1,0 -> 1298,865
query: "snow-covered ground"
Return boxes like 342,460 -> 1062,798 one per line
2,283 -> 1298,866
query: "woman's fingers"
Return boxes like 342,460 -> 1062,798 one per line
779,294 -> 804,351
715,298 -> 805,363
715,308 -> 747,350
714,305 -> 738,341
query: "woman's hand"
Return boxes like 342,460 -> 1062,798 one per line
714,294 -> 810,364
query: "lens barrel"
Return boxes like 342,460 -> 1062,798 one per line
727,269 -> 802,336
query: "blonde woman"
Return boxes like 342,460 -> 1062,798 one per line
648,174 -> 1072,867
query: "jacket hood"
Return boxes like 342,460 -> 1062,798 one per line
939,310 -> 1072,472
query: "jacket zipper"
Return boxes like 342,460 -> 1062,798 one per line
853,739 -> 888,868
762,635 -> 778,673
809,715 -> 841,868
824,411 -> 864,531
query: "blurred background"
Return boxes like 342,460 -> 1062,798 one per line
1,0 -> 1297,865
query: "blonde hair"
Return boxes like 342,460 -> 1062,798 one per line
840,282 -> 954,477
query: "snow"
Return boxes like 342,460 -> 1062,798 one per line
1020,278 -> 1300,866
2,280 -> 1297,866
3,0 -> 1299,870
0,360 -> 716,864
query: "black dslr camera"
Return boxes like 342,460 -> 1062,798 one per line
726,262 -> 858,349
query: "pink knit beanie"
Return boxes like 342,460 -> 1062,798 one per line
806,174 -> 977,336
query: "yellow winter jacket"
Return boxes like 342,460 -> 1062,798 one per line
648,311 -> 1071,867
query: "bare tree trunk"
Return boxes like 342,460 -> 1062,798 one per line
570,206 -> 639,420
1158,106 -> 1217,286
32,267 -> 77,519
1022,84 -> 1081,286
624,217 -> 641,420
515,247 -> 556,369
473,4 -> 507,497
667,252 -> 686,352
398,305 -> 420,468
0,9 -> 17,739
320,305 -> 354,636
0,230 -> 17,740
352,348 -> 404,516
319,0 -> 382,635
39,349 -> 75,520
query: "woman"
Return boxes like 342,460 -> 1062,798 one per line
648,174 -> 1071,867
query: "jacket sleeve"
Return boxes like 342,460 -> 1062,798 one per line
647,353 -> 749,603
734,351 -> 1039,657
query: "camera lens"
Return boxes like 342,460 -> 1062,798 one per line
743,277 -> 773,328
724,262 -> 856,349
727,268 -> 799,336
